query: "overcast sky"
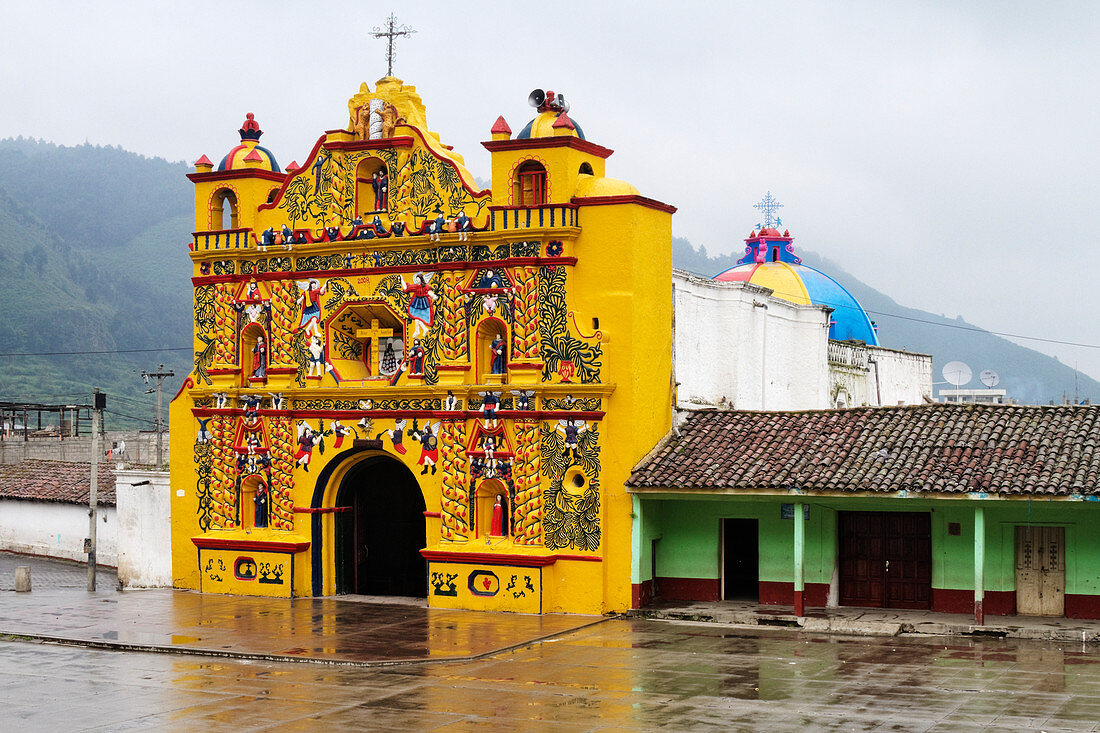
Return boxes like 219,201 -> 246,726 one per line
4,1 -> 1099,380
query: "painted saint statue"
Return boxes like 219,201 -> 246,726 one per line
296,279 -> 327,338
250,336 -> 266,379
490,494 -> 505,536
401,272 -> 435,338
489,334 -> 506,375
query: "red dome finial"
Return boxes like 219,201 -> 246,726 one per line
239,113 -> 262,141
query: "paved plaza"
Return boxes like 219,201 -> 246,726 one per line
3,553 -> 1100,730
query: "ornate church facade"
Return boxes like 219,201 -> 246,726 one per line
169,77 -> 674,614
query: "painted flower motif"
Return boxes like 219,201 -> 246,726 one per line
558,360 -> 576,383
546,241 -> 564,257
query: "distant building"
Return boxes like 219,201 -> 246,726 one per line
673,226 -> 932,412
939,388 -> 1010,405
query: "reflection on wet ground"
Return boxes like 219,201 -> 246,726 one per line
5,619 -> 1100,731
0,588 -> 598,663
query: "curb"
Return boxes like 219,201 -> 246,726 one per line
0,615 -> 613,668
626,610 -> 1100,644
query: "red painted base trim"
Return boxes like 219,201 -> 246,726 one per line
1066,594 -> 1100,619
759,581 -> 830,607
932,588 -> 1015,616
191,537 -> 309,553
655,577 -> 720,602
632,580 -> 654,609
421,550 -> 602,567
292,506 -> 351,514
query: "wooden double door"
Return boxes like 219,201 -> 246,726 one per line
1016,526 -> 1065,617
839,511 -> 932,609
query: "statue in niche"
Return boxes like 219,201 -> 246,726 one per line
489,334 -> 507,375
372,168 -> 389,211
250,336 -> 266,379
253,483 -> 269,529
379,337 -> 403,377
490,494 -> 506,537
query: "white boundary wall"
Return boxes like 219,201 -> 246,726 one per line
115,469 -> 172,588
0,498 -> 117,566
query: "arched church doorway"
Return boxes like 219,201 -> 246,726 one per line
334,454 -> 427,597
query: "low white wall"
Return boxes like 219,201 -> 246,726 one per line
0,498 -> 117,566
115,469 -> 172,588
870,346 -> 933,406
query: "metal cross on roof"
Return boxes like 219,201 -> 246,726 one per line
753,191 -> 784,229
371,14 -> 416,77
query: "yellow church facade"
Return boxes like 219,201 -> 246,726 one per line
169,78 -> 674,614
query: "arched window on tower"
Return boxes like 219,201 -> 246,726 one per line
578,162 -> 594,176
514,161 -> 547,206
211,188 -> 238,230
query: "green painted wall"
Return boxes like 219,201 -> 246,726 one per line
635,494 -> 1100,595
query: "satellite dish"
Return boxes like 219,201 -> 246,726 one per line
980,369 -> 1000,388
943,361 -> 972,387
528,89 -> 545,108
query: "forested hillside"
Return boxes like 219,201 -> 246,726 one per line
0,138 -> 193,427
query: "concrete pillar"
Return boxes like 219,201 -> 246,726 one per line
14,566 -> 31,592
794,502 -> 805,616
974,505 -> 985,625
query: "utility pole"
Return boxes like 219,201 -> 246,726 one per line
142,365 -> 175,469
87,388 -> 105,591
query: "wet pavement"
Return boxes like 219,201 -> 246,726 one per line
4,554 -> 1100,729
4,618 -> 1100,730
0,587 -> 600,665
0,550 -> 116,591
635,599 -> 1100,644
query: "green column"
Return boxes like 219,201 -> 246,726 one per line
794,502 -> 805,615
974,504 -> 985,625
630,494 -> 646,608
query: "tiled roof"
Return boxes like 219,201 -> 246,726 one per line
0,460 -> 116,505
627,404 -> 1100,496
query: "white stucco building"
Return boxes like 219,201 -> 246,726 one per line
672,225 -> 932,411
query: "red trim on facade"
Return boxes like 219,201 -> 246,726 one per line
191,537 -> 310,553
654,577 -> 720,602
256,134 -> 327,212
292,506 -> 352,514
758,581 -> 830,608
187,169 -> 287,184
1066,594 -> 1100,619
191,257 -> 579,288
173,376 -> 195,402
632,580 -> 654,609
421,550 -> 601,567
423,511 -> 442,518
482,136 -> 614,159
571,194 -> 677,214
931,588 -> 1015,616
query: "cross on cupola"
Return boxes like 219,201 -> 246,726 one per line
753,191 -> 784,230
371,14 -> 416,77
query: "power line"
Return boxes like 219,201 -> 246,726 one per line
103,408 -> 157,427
754,284 -> 1100,351
0,346 -> 191,357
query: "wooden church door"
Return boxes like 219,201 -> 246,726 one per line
1016,526 -> 1065,617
